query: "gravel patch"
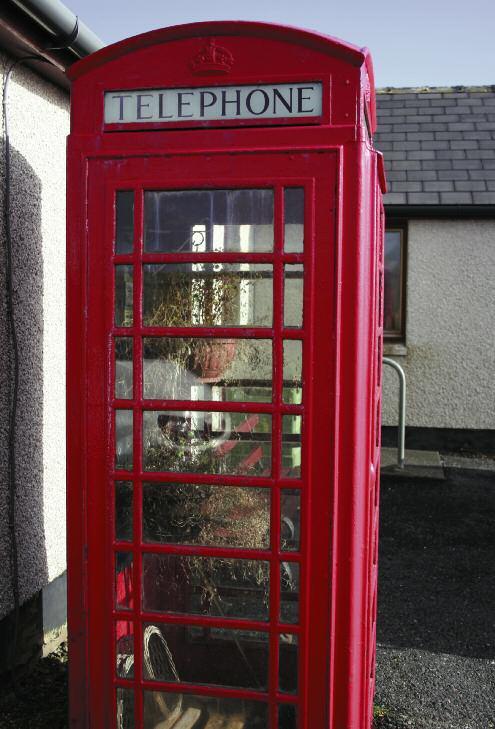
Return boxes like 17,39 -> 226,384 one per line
0,643 -> 67,728
375,468 -> 495,729
442,454 -> 495,472
376,646 -> 495,729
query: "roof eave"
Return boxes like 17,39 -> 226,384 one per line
1,0 -> 104,90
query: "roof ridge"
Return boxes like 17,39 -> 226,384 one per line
377,85 -> 495,94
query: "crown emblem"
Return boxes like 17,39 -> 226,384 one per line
191,39 -> 234,75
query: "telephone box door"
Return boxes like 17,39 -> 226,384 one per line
81,148 -> 338,729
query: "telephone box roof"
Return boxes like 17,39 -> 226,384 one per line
67,20 -> 377,132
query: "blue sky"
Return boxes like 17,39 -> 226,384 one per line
68,0 -> 494,87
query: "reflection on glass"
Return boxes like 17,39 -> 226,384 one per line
116,620 -> 134,678
283,340 -> 302,404
143,337 -> 272,402
143,263 -> 273,328
144,189 -> 274,253
115,552 -> 133,610
284,188 -> 304,253
280,562 -> 300,624
281,490 -> 301,551
115,265 -> 133,327
143,410 -> 272,476
143,623 -> 268,690
115,191 -> 134,254
377,336 -> 383,391
115,481 -> 133,541
143,554 -> 270,621
115,338 -> 133,399
284,265 -> 303,328
379,269 -> 384,320
116,688 -> 134,729
279,634 -> 298,694
143,483 -> 270,549
375,400 -> 381,450
116,410 -> 133,470
282,415 -> 301,479
279,703 -> 298,729
143,691 -> 268,729
384,230 -> 402,335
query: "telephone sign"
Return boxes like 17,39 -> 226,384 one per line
67,21 -> 385,729
104,82 -> 323,124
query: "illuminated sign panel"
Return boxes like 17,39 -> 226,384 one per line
104,82 -> 323,124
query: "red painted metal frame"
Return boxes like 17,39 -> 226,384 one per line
98,155 -> 331,729
67,20 -> 384,729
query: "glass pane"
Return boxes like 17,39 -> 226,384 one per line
280,562 -> 300,624
144,189 -> 274,253
143,623 -> 268,690
143,337 -> 272,402
116,620 -> 134,678
143,410 -> 272,476
143,554 -> 269,621
144,691 -> 268,729
143,483 -> 270,549
284,188 -> 304,253
279,634 -> 298,694
143,263 -> 273,328
283,340 -> 302,404
279,704 -> 298,729
384,230 -> 402,335
115,552 -> 133,610
115,481 -> 133,541
116,688 -> 134,729
115,265 -> 133,327
115,338 -> 133,399
282,415 -> 301,478
281,490 -> 301,552
284,265 -> 303,328
115,190 -> 134,254
116,410 -> 133,470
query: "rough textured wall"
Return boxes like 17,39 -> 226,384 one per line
382,219 -> 495,429
0,53 -> 69,617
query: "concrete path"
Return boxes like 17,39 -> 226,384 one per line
381,448 -> 444,479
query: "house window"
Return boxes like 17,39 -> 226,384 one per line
384,225 -> 406,340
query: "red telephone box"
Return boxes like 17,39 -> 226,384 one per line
67,21 -> 386,729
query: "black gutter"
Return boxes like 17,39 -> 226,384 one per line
385,204 -> 495,219
1,0 -> 104,88
9,0 -> 104,57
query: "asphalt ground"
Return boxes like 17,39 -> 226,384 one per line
374,467 -> 495,729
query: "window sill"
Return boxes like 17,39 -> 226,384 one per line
383,342 -> 408,357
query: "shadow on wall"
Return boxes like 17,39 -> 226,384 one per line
0,145 -> 48,666
378,469 -> 495,659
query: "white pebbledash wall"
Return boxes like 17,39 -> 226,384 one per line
382,219 -> 495,429
0,53 -> 69,618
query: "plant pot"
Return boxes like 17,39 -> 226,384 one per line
191,338 -> 237,381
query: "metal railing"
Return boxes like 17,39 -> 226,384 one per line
382,357 -> 406,468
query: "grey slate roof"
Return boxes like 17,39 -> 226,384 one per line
375,87 -> 495,205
